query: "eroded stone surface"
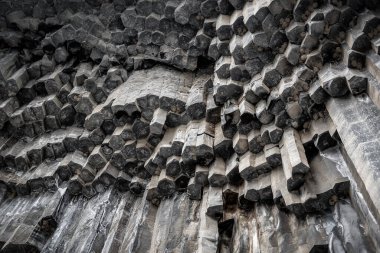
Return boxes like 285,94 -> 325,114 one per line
0,0 -> 380,252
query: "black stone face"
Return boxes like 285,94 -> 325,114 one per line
0,0 -> 379,252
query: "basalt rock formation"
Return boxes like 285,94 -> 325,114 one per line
0,0 -> 380,252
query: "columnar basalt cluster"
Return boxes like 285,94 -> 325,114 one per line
0,0 -> 379,252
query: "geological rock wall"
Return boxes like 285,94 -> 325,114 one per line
0,0 -> 380,252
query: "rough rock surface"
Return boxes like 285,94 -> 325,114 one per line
0,0 -> 380,252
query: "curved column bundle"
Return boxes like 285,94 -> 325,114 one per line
0,0 -> 379,252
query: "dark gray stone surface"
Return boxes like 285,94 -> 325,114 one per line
0,0 -> 380,252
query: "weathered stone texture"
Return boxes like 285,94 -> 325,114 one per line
0,0 -> 380,252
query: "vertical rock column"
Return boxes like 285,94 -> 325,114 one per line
326,94 -> 380,223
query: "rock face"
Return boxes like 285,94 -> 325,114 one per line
0,0 -> 380,252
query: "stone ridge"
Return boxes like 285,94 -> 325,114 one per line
0,0 -> 379,252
